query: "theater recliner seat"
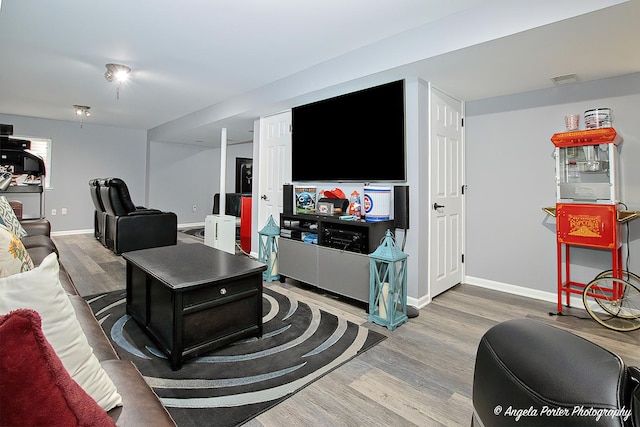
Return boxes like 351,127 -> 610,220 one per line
472,319 -> 640,427
99,177 -> 177,254
88,178 -> 108,245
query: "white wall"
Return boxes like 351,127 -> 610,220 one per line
147,141 -> 253,225
0,113 -> 253,232
0,113 -> 147,232
464,72 -> 640,300
403,78 -> 430,305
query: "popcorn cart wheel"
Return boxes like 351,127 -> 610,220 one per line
582,269 -> 640,332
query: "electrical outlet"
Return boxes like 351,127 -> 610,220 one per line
51,209 -> 57,216
192,204 -> 197,213
61,208 -> 67,215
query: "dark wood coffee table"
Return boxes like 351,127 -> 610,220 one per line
122,243 -> 266,370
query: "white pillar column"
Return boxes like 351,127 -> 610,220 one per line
219,127 -> 227,215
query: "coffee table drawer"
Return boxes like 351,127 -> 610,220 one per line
182,275 -> 257,308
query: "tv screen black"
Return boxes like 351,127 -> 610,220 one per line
292,80 -> 405,182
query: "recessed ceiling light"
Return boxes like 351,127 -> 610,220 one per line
551,73 -> 579,85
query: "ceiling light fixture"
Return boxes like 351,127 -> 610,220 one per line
73,105 -> 91,128
104,63 -> 131,99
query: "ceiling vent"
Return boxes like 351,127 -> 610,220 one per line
551,73 -> 579,85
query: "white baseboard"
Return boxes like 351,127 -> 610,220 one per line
408,294 -> 430,309
51,222 -> 206,237
464,276 -> 584,309
179,222 -> 205,229
51,229 -> 93,236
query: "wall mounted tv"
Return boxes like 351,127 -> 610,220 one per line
291,79 -> 406,182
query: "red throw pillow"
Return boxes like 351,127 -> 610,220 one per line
0,309 -> 116,427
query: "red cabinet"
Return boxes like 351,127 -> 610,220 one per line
555,203 -> 623,312
556,203 -> 619,249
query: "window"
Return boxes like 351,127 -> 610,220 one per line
17,137 -> 52,188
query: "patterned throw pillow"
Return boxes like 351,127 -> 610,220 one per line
0,224 -> 34,277
0,196 -> 27,239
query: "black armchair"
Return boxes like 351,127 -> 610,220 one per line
98,177 -> 177,254
472,319 -> 639,426
212,192 -> 251,217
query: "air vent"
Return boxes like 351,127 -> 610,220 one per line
551,74 -> 579,85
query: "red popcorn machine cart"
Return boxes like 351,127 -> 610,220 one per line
545,128 -> 640,316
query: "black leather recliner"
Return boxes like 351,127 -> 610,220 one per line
472,319 -> 639,427
212,192 -> 251,217
88,178 -> 107,245
98,177 -> 177,254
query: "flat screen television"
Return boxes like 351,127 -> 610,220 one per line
291,80 -> 405,182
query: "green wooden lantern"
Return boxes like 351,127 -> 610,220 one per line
258,215 -> 280,282
368,229 -> 408,330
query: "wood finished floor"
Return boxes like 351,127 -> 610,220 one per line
53,233 -> 640,427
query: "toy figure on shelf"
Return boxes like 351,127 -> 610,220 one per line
349,191 -> 361,218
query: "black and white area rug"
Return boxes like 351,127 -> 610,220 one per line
86,287 -> 385,426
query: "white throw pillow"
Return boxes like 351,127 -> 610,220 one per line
0,252 -> 122,411
0,196 -> 27,239
0,224 -> 34,277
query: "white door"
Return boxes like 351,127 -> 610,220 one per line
429,87 -> 464,297
257,111 -> 292,230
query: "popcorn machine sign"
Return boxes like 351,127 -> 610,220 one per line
567,214 -> 602,238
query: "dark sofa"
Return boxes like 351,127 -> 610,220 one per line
20,219 -> 176,426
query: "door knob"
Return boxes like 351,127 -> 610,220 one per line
433,203 -> 445,210
261,195 -> 268,200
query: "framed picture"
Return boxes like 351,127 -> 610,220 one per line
317,202 -> 334,215
295,186 -> 316,213
235,157 -> 252,193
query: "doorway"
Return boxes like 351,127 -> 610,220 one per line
257,111 -> 292,231
429,86 -> 465,298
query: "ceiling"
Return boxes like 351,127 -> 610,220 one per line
1,0 -> 638,147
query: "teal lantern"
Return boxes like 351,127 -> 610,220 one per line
258,215 -> 280,282
368,229 -> 408,330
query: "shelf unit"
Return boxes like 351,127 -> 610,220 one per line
279,213 -> 394,306
3,184 -> 45,219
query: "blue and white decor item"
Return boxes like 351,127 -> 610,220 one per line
368,229 -> 408,330
363,186 -> 391,222
258,215 -> 280,282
